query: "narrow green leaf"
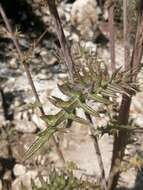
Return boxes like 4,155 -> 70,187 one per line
88,93 -> 111,105
41,110 -> 66,127
49,96 -> 78,112
58,83 -> 81,97
79,102 -> 99,117
108,84 -> 130,96
65,113 -> 99,135
67,113 -> 90,125
121,83 -> 136,93
23,126 -> 56,160
57,83 -> 73,97
101,89 -> 117,98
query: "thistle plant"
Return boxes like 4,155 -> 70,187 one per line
0,1 -> 143,190
24,46 -> 139,190
24,45 -> 137,154
21,169 -> 101,190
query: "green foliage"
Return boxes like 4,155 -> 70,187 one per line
24,126 -> 57,160
24,45 -> 138,160
22,170 -> 100,190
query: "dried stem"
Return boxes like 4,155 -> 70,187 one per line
0,4 -> 44,116
0,3 -> 65,165
123,0 -> 130,69
47,0 -> 76,81
107,1 -> 143,189
108,1 -> 116,71
85,113 -> 107,190
34,28 -> 49,48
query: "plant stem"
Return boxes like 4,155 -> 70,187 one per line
107,1 -> 143,189
47,0 -> 76,81
123,0 -> 130,69
0,3 -> 65,165
108,0 -> 116,71
85,113 -> 107,190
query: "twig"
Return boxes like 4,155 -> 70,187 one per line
34,28 -> 49,48
0,3 -> 65,165
0,4 -> 44,115
47,0 -> 76,81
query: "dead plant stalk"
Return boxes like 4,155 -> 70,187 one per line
0,3 -> 65,165
108,2 -> 116,71
47,0 -> 76,81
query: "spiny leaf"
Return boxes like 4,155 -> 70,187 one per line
41,110 -> 66,127
107,84 -> 130,96
23,126 -> 56,160
120,83 -> 137,93
65,113 -> 99,135
67,113 -> 90,125
48,96 -> 78,112
101,89 -> 117,98
58,83 -> 81,97
88,93 -> 111,105
79,102 -> 99,117
99,123 -> 134,136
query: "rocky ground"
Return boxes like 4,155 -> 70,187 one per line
0,0 -> 143,190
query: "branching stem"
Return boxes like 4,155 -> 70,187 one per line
0,3 -> 65,165
107,1 -> 143,189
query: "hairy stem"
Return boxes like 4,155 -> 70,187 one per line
47,0 -> 76,81
0,3 -> 65,165
107,1 -> 143,189
123,0 -> 130,69
108,0 -> 116,71
85,113 -> 107,190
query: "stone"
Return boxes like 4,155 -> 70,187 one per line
3,170 -> 12,180
13,164 -> 26,177
41,6 -> 49,15
84,41 -> 97,52
42,16 -> 49,23
134,114 -> 143,127
12,170 -> 38,190
71,0 -> 99,40
15,119 -> 37,133
9,58 -> 18,69
51,85 -> 67,101
31,114 -> 46,130
69,32 -> 79,42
